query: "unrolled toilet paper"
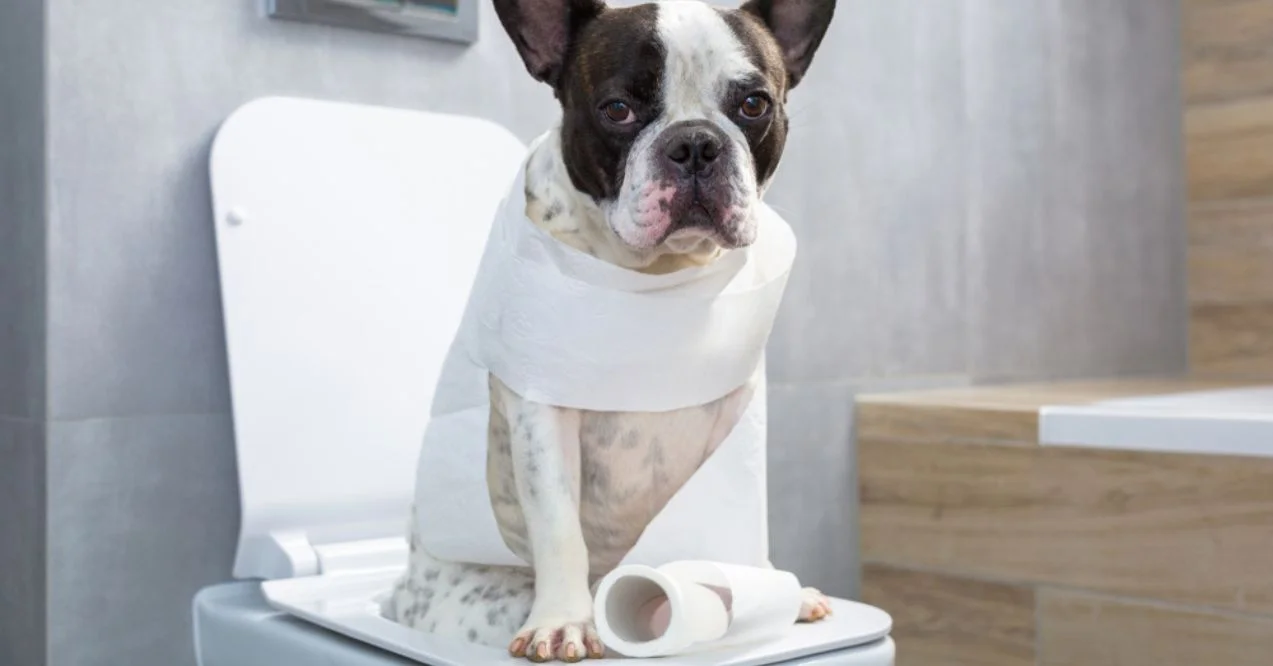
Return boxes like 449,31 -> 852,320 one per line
593,561 -> 804,658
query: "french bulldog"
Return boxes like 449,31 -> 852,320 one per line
385,0 -> 836,661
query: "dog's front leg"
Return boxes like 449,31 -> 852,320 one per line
505,398 -> 603,662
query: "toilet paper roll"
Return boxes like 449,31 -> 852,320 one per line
593,561 -> 804,658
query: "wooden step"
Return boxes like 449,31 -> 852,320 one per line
856,378 -> 1273,666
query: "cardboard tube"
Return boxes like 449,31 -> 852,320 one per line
593,565 -> 729,658
593,561 -> 803,658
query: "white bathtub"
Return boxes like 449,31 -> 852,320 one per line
1039,385 -> 1273,458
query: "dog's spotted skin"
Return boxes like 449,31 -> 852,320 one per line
384,506 -> 536,647
385,0 -> 836,661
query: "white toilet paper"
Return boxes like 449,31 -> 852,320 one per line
593,561 -> 805,658
413,132 -> 797,569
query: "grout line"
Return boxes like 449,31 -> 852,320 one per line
1186,94 -> 1273,116
1189,299 -> 1273,309
1188,194 -> 1273,213
1034,581 -> 1042,666
861,559 -> 1273,623
862,559 -> 1033,592
768,374 -> 973,391
45,411 -> 233,427
856,433 -> 1040,448
1039,584 -> 1273,624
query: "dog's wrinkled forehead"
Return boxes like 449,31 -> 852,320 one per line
566,3 -> 785,118
663,13 -> 755,112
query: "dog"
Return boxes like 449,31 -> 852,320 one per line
385,0 -> 836,661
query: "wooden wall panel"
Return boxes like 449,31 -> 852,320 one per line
1187,96 -> 1273,202
1189,199 -> 1273,304
859,437 -> 1273,614
1185,0 -> 1273,376
861,564 -> 1034,666
856,379 -> 1251,445
1039,588 -> 1273,666
1184,0 -> 1273,103
855,400 -> 1037,447
1190,303 -> 1273,376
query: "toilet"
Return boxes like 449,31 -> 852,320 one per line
192,96 -> 895,666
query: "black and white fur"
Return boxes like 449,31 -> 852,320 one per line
385,1 -> 836,662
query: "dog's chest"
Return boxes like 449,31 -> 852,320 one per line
575,400 -> 727,565
486,377 -> 755,575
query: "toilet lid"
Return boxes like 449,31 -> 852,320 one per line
209,96 -> 527,580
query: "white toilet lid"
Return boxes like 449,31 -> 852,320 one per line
209,96 -> 527,580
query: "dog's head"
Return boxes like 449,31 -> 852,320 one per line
494,0 -> 834,255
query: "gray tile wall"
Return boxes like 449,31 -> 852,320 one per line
766,375 -> 969,598
0,0 -> 47,420
0,420 -> 46,666
961,0 -> 1189,383
764,0 -> 1188,384
0,0 -> 48,664
46,415 -> 238,666
4,1 -> 1187,664
766,0 -> 970,382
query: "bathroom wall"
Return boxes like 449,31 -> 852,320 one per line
39,3 -> 559,666
766,0 -> 1186,386
7,1 -> 1187,665
1184,0 -> 1273,377
0,0 -> 48,665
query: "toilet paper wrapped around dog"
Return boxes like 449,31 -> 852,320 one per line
593,561 -> 805,658
413,133 -> 797,571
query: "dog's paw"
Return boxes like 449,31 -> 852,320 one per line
508,617 -> 604,663
797,586 -> 832,622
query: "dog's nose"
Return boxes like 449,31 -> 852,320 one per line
662,121 -> 726,177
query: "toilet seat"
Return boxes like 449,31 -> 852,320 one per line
194,582 -> 896,666
195,96 -> 893,666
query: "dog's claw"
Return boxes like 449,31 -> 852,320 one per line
585,634 -> 605,659
512,620 -> 602,662
798,587 -> 832,623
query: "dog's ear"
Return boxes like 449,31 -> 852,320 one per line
739,0 -> 835,89
493,0 -> 607,88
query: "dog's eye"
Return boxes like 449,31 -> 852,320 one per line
739,95 -> 770,120
601,101 -> 635,125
